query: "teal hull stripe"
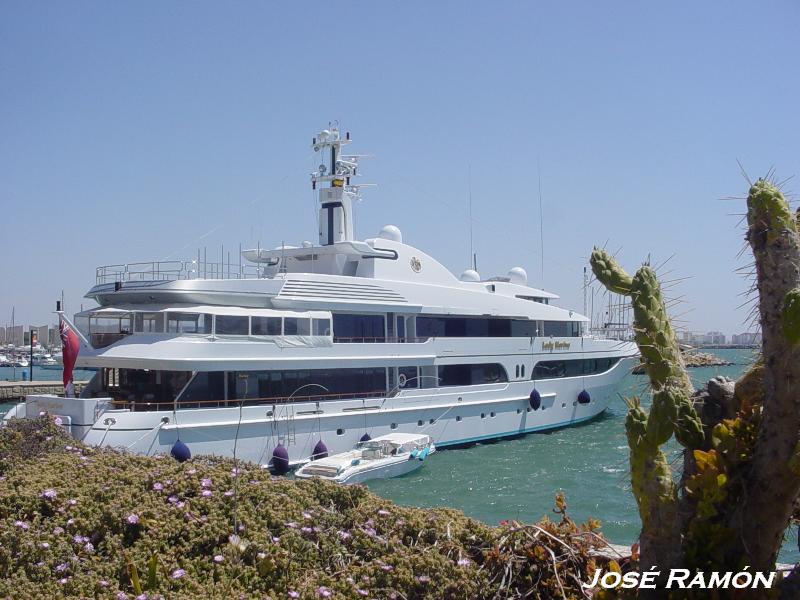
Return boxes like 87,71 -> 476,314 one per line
436,413 -> 600,447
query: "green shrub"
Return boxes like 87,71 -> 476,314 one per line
0,417 -> 604,599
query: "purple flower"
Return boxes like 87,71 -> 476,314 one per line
58,577 -> 69,584
357,590 -> 368,597
176,501 -> 186,509
66,518 -> 75,525
317,587 -> 332,598
171,568 -> 186,579
362,527 -> 376,537
287,592 -> 299,599
377,509 -> 390,516
68,498 -> 77,506
152,482 -> 163,491
457,557 -> 471,566
40,541 -> 50,549
338,530 -> 351,540
53,526 -> 64,534
381,564 -> 394,572
230,467 -> 240,476
201,478 -> 212,488
201,490 -> 212,498
187,468 -> 197,475
54,416 -> 63,426
84,542 -> 95,553
99,580 -> 109,587
271,536 -> 281,543
135,595 -> 147,600
168,495 -> 179,504
41,489 -> 57,499
302,511 -> 313,519
224,490 -> 234,497
126,513 -> 139,525
285,521 -> 298,529
417,575 -> 431,583
14,520 -> 29,530
213,554 -> 224,563
116,593 -> 128,600
55,563 -> 68,573
301,526 -> 313,534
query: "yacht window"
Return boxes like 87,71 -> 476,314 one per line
178,371 -> 225,405
167,313 -> 212,334
252,316 -> 282,336
284,317 -> 310,336
332,313 -> 386,342
437,363 -> 508,387
398,366 -> 419,388
231,367 -> 387,401
215,315 -> 249,335
532,357 -> 621,379
416,316 -> 538,338
396,316 -> 406,341
312,318 -> 331,336
89,314 -> 132,348
542,321 -> 583,337
134,312 -> 164,333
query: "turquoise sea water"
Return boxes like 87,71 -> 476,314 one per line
366,348 -> 799,564
2,351 -> 795,563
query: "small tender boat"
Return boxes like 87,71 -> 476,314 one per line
294,433 -> 435,484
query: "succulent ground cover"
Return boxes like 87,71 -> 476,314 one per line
0,417 -> 607,599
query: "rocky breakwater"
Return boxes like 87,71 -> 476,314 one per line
632,351 -> 732,374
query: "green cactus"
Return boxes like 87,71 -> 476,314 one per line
590,248 -> 633,295
781,287 -> 800,345
747,178 -> 795,245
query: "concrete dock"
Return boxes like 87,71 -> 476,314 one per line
0,380 -> 89,402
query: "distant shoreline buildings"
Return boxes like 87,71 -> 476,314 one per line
677,330 -> 762,347
0,324 -> 60,348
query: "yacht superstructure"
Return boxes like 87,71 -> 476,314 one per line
8,125 -> 638,469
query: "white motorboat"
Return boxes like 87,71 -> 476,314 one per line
295,433 -> 435,484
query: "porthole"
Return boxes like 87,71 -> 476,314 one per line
429,418 -> 435,424
490,412 -> 496,417
515,365 -> 519,378
521,365 -> 526,377
417,420 -> 424,426
526,407 -> 531,413
456,415 -> 462,422
562,403 -> 567,408
266,410 -> 274,417
336,428 -> 345,436
481,413 -> 486,419
391,423 -> 398,429
516,408 -> 522,414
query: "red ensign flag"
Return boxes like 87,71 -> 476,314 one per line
59,316 -> 80,397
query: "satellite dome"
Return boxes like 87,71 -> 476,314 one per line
460,269 -> 481,282
301,241 -> 313,248
378,225 -> 403,243
508,267 -> 528,285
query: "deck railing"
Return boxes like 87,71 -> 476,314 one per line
96,260 -> 262,285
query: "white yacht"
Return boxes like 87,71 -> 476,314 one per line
7,125 -> 638,471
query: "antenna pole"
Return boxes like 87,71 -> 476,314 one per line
468,165 -> 474,270
537,159 -> 544,283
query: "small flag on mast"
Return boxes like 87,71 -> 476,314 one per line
59,316 -> 80,398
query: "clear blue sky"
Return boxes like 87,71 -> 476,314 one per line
1,1 -> 798,336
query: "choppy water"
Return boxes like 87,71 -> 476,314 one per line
366,348 -> 799,564
2,351 -> 795,562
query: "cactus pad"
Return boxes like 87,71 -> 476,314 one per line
590,248 -> 633,295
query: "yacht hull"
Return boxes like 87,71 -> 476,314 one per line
33,356 -> 636,465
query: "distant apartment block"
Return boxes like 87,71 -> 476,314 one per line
731,332 -> 762,345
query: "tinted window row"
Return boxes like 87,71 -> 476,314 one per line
332,313 -> 386,342
130,312 -> 331,336
417,316 -> 581,338
532,357 -> 621,379
178,367 -> 387,404
438,363 -> 508,387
